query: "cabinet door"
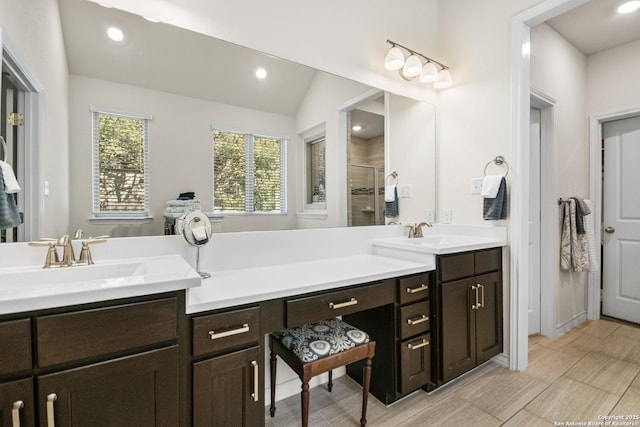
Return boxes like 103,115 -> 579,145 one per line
475,272 -> 503,364
193,346 -> 262,427
440,278 -> 476,383
0,378 -> 35,427
37,347 -> 179,427
398,333 -> 431,396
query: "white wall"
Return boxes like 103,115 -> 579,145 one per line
531,23 -> 588,329
587,39 -> 640,116
69,75 -> 296,236
0,0 -> 70,237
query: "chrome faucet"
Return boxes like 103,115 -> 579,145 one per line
405,222 -> 433,238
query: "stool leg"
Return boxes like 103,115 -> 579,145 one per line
269,350 -> 277,417
301,381 -> 310,427
360,357 -> 372,426
328,370 -> 333,392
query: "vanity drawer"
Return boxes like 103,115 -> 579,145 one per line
475,248 -> 502,274
286,280 -> 394,328
438,252 -> 475,282
0,318 -> 32,375
398,274 -> 430,305
192,306 -> 260,357
398,332 -> 431,396
398,301 -> 430,339
36,298 -> 177,367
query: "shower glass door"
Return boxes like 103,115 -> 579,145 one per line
348,165 -> 384,226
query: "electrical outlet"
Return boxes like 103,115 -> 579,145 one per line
471,177 -> 484,195
442,208 -> 452,224
399,184 -> 413,198
44,180 -> 50,196
425,209 -> 435,222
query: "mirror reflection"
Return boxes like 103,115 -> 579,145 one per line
6,0 -> 436,238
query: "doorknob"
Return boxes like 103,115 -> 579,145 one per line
605,226 -> 615,234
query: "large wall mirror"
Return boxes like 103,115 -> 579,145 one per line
19,0 -> 436,237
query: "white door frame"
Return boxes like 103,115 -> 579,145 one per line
1,29 -> 45,241
588,107 -> 640,321
510,0 -> 591,371
530,89 -> 558,338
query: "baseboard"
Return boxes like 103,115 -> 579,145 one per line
556,311 -> 587,336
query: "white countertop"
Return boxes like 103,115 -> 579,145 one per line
0,254 -> 201,315
186,254 -> 435,314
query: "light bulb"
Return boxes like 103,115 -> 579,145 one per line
106,26 -> 124,42
419,62 -> 439,83
255,68 -> 267,79
617,1 -> 640,14
384,46 -> 405,70
434,69 -> 453,88
402,54 -> 423,78
352,125 -> 362,132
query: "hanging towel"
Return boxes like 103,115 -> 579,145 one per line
384,185 -> 399,218
583,200 -> 599,272
0,161 -> 20,193
483,177 -> 507,220
560,199 -> 590,272
481,175 -> 503,198
0,168 -> 22,230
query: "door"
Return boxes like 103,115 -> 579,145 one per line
602,116 -> 640,323
192,346 -> 262,427
475,272 -> 503,364
37,347 -> 179,427
528,107 -> 541,334
0,378 -> 35,427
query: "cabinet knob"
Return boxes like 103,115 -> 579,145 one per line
12,400 -> 24,427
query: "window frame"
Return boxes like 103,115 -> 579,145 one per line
211,126 -> 287,216
90,107 -> 152,223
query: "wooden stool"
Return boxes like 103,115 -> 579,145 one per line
269,319 -> 376,427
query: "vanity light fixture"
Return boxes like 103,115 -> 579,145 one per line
106,26 -> 124,42
617,0 -> 640,14
384,39 -> 452,89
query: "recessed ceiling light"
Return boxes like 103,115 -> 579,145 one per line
106,26 -> 124,42
617,1 -> 640,14
255,68 -> 267,79
352,125 -> 363,132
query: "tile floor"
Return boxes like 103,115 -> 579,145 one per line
266,319 -> 640,426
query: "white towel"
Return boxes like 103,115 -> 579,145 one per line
385,185 -> 397,202
584,200 -> 599,272
0,161 -> 20,193
481,175 -> 503,198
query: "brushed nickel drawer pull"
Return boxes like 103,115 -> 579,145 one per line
208,323 -> 249,340
328,298 -> 358,309
478,284 -> 485,309
407,314 -> 429,325
406,283 -> 428,294
46,393 -> 57,427
471,285 -> 479,310
407,338 -> 430,350
12,400 -> 24,427
250,360 -> 259,402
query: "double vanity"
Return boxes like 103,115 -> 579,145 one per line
0,224 -> 506,426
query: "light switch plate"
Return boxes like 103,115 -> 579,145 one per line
425,209 -> 435,222
471,177 -> 484,195
442,208 -> 452,224
399,184 -> 412,198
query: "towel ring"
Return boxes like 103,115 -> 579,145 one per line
483,155 -> 509,177
0,136 -> 7,163
385,171 -> 398,185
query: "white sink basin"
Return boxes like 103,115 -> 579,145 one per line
0,254 -> 201,314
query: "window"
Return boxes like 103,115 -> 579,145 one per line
212,128 -> 286,214
91,109 -> 150,220
306,136 -> 326,206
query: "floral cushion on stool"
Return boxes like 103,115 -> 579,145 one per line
271,318 -> 369,363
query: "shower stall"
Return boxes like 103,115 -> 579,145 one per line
348,164 -> 385,226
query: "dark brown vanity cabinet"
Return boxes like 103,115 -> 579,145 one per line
191,306 -> 262,427
344,273 -> 434,404
437,248 -> 503,384
0,294 -> 182,427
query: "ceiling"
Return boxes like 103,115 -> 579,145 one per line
546,0 -> 640,55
